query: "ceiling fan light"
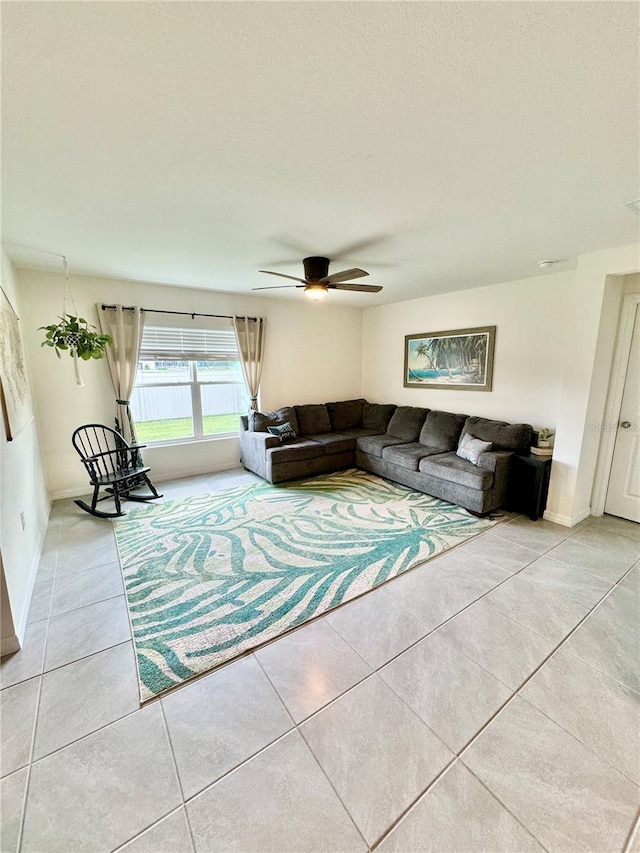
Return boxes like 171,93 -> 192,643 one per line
305,285 -> 328,301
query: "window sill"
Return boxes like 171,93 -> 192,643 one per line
142,432 -> 241,449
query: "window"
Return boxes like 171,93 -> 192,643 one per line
131,324 -> 249,443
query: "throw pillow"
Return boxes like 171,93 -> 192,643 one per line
249,407 -> 299,434
457,432 -> 492,466
267,422 -> 298,443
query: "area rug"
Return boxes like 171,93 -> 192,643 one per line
114,468 -> 496,701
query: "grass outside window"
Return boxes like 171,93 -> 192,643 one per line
136,414 -> 241,442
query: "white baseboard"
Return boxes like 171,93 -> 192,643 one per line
50,462 -> 245,501
543,506 -> 591,528
0,635 -> 21,656
13,499 -> 52,647
154,461 -> 242,484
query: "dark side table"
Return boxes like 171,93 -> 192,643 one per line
507,454 -> 553,520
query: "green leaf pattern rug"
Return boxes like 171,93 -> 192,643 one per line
114,469 -> 495,701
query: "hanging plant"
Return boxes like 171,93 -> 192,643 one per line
38,257 -> 112,386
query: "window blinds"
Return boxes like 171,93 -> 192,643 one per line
139,326 -> 240,361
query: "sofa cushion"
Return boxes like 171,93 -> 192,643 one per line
462,416 -> 532,452
419,410 -> 467,452
295,404 -> 332,435
456,433 -> 492,465
357,434 -> 409,458
267,422 -> 298,443
419,452 -> 494,490
362,403 -> 396,432
387,406 -> 429,441
304,433 -> 356,455
339,427 -> 384,438
250,406 -> 299,435
326,399 -> 366,431
382,443 -> 445,471
267,439 -> 324,464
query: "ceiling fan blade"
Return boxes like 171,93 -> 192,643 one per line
331,283 -> 383,293
258,270 -> 307,284
252,284 -> 304,291
320,267 -> 369,284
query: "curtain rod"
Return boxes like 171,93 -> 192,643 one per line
100,305 -> 257,322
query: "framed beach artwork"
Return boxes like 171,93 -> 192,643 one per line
404,326 -> 496,391
0,287 -> 33,440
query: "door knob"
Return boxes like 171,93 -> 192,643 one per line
620,421 -> 631,429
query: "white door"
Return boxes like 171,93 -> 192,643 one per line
605,303 -> 640,522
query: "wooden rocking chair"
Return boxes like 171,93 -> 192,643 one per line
72,424 -> 162,518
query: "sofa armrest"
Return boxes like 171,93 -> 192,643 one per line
478,450 -> 513,500
240,430 -> 281,451
477,450 -> 513,474
239,429 -> 281,480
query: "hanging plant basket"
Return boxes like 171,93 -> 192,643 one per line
38,256 -> 112,386
39,314 -> 112,386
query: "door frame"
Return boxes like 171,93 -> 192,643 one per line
592,292 -> 640,515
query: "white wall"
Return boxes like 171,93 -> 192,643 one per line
566,246 -> 640,522
17,270 -> 363,496
0,252 -> 50,651
362,245 -> 640,525
362,270 -> 572,429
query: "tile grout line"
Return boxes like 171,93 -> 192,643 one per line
255,653 -> 371,849
462,764 -> 553,853
371,556 -> 639,849
274,542 -> 550,733
44,590 -> 126,623
19,644 -> 147,767
514,689 -> 640,789
109,806 -> 193,853
39,614 -> 132,681
368,757 -> 459,851
157,702 -> 198,853
443,560 -> 640,806
15,540 -> 58,853
158,700 -> 188,802
294,718 -> 373,852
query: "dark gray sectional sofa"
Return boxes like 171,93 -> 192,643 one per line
239,399 -> 532,515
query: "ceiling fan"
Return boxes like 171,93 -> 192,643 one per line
253,256 -> 383,301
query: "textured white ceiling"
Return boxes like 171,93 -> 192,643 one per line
2,1 -> 638,305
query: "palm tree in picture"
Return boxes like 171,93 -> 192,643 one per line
414,341 -> 437,376
427,337 -> 455,379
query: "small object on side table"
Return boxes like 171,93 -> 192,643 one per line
507,452 -> 553,520
530,445 -> 553,457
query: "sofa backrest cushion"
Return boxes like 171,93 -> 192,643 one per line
326,399 -> 366,432
419,410 -> 467,452
295,404 -> 332,435
250,406 -> 299,434
387,406 -> 429,441
462,416 -> 532,452
361,403 -> 396,433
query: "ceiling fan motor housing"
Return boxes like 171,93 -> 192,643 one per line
303,256 -> 330,281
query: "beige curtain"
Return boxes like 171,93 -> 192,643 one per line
97,304 -> 143,444
233,316 -> 266,411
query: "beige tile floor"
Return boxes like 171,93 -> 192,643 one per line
1,468 -> 639,853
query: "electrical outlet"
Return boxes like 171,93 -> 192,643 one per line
20,511 -> 26,531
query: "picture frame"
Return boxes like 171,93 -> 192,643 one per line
0,287 -> 34,440
404,326 -> 496,391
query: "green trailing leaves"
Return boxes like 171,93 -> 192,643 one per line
39,314 -> 112,360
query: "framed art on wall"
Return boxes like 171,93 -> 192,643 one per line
404,326 -> 496,391
0,287 -> 33,440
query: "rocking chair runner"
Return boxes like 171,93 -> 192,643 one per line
72,424 -> 162,518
